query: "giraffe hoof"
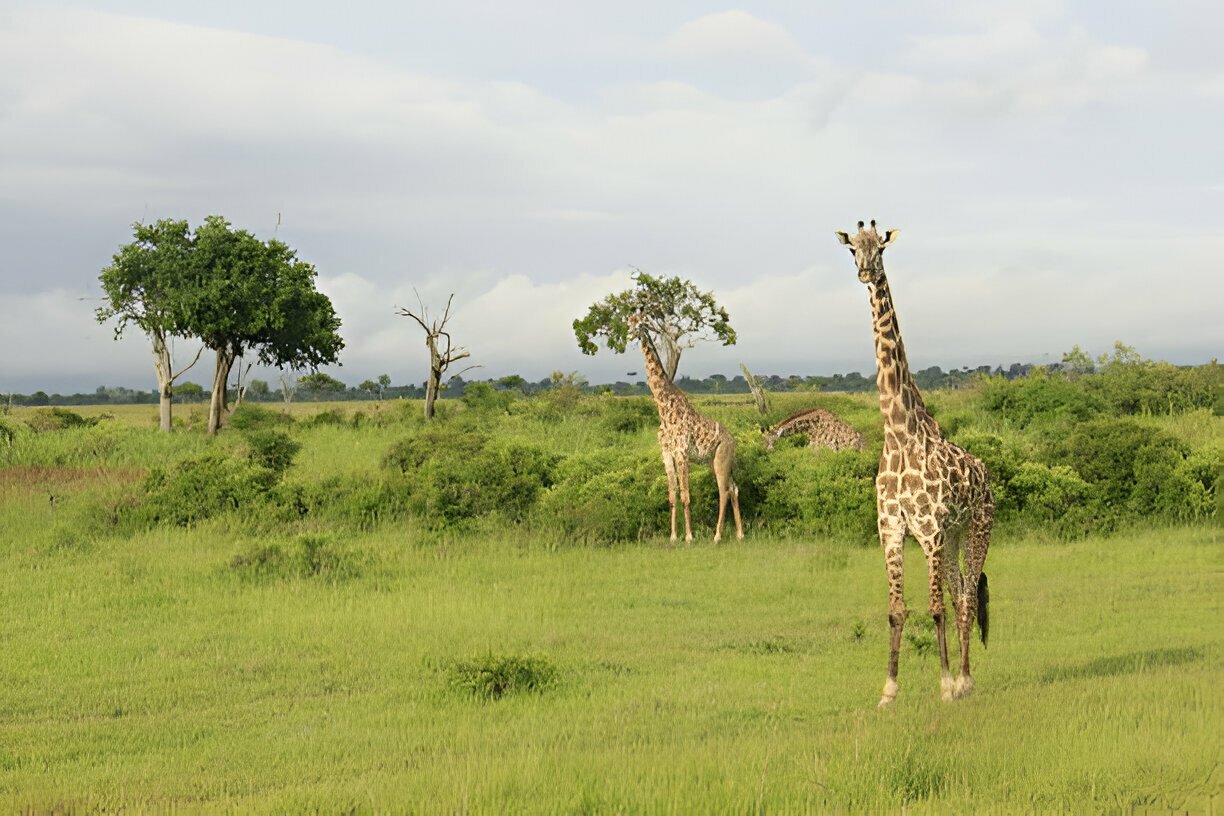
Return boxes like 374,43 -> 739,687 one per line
878,678 -> 898,708
953,676 -> 975,699
940,676 -> 956,702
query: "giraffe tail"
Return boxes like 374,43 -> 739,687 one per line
976,572 -> 990,648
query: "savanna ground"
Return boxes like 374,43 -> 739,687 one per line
0,392 -> 1220,812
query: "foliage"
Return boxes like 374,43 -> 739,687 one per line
385,427 -> 557,526
24,407 -> 100,433
229,535 -> 364,583
299,372 -> 347,394
460,381 -> 516,414
447,654 -> 558,701
600,395 -> 658,434
979,369 -> 1105,427
573,269 -> 736,379
536,449 -> 670,544
136,454 -> 273,526
227,403 -> 296,431
244,430 -> 301,480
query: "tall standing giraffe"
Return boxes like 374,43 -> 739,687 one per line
835,220 -> 993,707
632,315 -> 744,543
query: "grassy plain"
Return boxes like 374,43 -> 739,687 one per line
0,399 -> 1220,812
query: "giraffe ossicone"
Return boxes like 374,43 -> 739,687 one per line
837,221 -> 994,707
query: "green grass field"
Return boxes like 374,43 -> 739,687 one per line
0,400 -> 1220,811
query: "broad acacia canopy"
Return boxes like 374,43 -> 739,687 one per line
573,270 -> 736,381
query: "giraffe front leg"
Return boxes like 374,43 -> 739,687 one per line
676,458 -> 693,543
712,441 -> 735,543
878,512 -> 906,708
662,453 -> 679,543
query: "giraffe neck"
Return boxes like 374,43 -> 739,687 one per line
640,334 -> 689,417
868,271 -> 926,423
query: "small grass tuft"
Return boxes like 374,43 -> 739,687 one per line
448,654 -> 559,700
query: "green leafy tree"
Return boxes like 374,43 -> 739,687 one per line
176,382 -> 205,403
377,374 -> 391,400
299,372 -> 347,396
573,269 -> 736,381
186,216 -> 344,434
97,219 -> 205,432
358,379 -> 379,399
247,379 -> 271,399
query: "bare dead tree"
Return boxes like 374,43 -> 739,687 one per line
740,362 -> 769,416
279,370 -> 298,403
397,292 -> 479,419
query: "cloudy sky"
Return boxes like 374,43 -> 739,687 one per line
1,1 -> 1220,393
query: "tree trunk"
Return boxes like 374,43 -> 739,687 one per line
424,342 -> 441,419
660,335 -> 682,382
207,347 -> 235,435
151,332 -> 174,432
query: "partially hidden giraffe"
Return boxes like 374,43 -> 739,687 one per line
632,315 -> 744,543
836,220 -> 993,707
764,407 -> 865,452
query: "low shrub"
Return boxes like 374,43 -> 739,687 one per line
747,447 -> 878,542
461,382 -> 517,414
386,427 -> 557,526
229,535 -> 364,583
25,408 -> 99,433
599,396 -> 658,434
447,654 -> 558,700
244,430 -> 301,481
227,403 -> 295,431
537,449 -> 670,544
137,454 -> 272,526
980,372 -> 1104,427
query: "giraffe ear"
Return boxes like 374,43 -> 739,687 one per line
882,229 -> 900,246
835,231 -> 852,246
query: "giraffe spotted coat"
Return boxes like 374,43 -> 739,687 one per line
764,407 -> 865,452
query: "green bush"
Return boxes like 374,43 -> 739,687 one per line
385,427 -> 557,526
599,396 -> 658,434
227,403 -> 295,431
25,408 -> 99,433
979,371 -> 1104,427
137,454 -> 272,526
244,430 -> 301,480
755,448 -> 878,541
537,449 -> 670,544
302,408 -> 349,428
1008,462 -> 1093,522
461,382 -> 516,414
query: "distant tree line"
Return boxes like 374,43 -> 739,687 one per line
4,347 -> 1217,408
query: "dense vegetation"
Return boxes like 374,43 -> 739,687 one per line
0,355 -> 1218,546
0,355 -> 1218,811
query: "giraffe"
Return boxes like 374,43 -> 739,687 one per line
835,220 -> 993,707
631,315 -> 744,543
764,407 -> 866,452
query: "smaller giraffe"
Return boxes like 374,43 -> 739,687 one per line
764,408 -> 866,452
631,315 -> 744,543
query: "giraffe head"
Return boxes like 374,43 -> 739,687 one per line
835,220 -> 898,285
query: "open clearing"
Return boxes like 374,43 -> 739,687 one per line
1,510 -> 1219,811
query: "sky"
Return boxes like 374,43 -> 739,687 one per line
1,0 -> 1221,394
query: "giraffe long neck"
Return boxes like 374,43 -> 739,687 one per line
868,270 -> 926,422
640,334 -> 687,414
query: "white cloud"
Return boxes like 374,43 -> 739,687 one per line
661,10 -> 812,64
0,2 -> 1219,394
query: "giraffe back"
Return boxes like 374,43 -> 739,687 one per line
765,408 -> 865,452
